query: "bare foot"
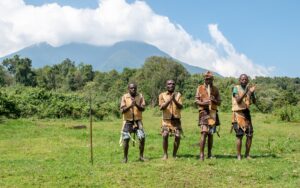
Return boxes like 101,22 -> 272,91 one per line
162,154 -> 168,160
139,157 -> 145,162
200,154 -> 204,161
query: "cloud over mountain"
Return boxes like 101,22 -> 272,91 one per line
0,0 -> 273,77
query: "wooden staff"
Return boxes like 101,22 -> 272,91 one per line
89,93 -> 93,165
207,84 -> 211,110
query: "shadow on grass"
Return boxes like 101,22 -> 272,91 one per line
144,154 -> 199,161
140,153 -> 279,161
250,153 -> 279,158
137,153 -> 279,162
177,154 -> 199,159
215,153 -> 279,159
214,154 -> 236,159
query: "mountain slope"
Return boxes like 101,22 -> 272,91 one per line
0,41 -> 209,74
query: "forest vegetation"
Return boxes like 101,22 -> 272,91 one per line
1,55 -> 299,122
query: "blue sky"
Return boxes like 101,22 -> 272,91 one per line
1,0 -> 299,77
145,0 -> 300,78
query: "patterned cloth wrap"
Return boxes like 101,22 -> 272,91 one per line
232,109 -> 253,137
199,109 -> 220,134
161,118 -> 183,137
122,120 -> 145,140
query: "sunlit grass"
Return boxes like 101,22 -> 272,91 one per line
0,109 -> 299,187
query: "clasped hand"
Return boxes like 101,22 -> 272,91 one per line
246,85 -> 256,95
130,99 -> 136,107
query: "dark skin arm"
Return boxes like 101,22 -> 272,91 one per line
120,102 -> 134,113
210,95 -> 221,106
235,87 -> 248,104
195,96 -> 221,107
160,93 -> 183,110
235,86 -> 256,104
172,93 -> 183,109
121,99 -> 145,113
160,93 -> 174,110
195,98 -> 210,106
211,88 -> 221,106
195,90 -> 221,107
134,100 -> 145,111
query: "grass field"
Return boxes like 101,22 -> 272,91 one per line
1,109 -> 299,187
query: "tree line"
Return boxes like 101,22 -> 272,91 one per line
1,55 -> 299,121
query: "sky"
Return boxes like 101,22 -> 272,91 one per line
0,0 -> 299,77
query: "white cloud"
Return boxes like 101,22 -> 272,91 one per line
0,0 -> 273,77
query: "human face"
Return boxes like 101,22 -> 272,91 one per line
204,77 -> 213,86
128,84 -> 137,96
166,80 -> 175,93
239,74 -> 249,87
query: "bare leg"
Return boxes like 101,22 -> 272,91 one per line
245,136 -> 253,159
163,134 -> 169,159
139,138 -> 145,161
200,132 -> 207,161
236,137 -> 242,160
207,134 -> 213,158
123,139 -> 130,163
173,136 -> 181,158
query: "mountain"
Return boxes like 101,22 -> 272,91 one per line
0,41 -> 210,74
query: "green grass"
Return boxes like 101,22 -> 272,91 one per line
1,109 -> 300,187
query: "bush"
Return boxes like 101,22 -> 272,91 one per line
0,86 -> 123,120
274,105 -> 300,122
0,90 -> 20,118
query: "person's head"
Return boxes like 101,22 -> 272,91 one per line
166,80 -> 175,93
204,71 -> 214,86
239,74 -> 249,87
128,83 -> 137,97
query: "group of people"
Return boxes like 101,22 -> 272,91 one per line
120,71 -> 256,163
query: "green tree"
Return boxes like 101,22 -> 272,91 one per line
0,90 -> 20,118
121,67 -> 137,83
2,55 -> 36,86
135,56 -> 190,106
78,63 -> 94,83
36,66 -> 57,90
0,65 -> 8,86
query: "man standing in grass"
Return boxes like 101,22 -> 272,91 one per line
195,71 -> 221,161
120,83 -> 146,163
159,79 -> 183,159
232,74 -> 256,160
